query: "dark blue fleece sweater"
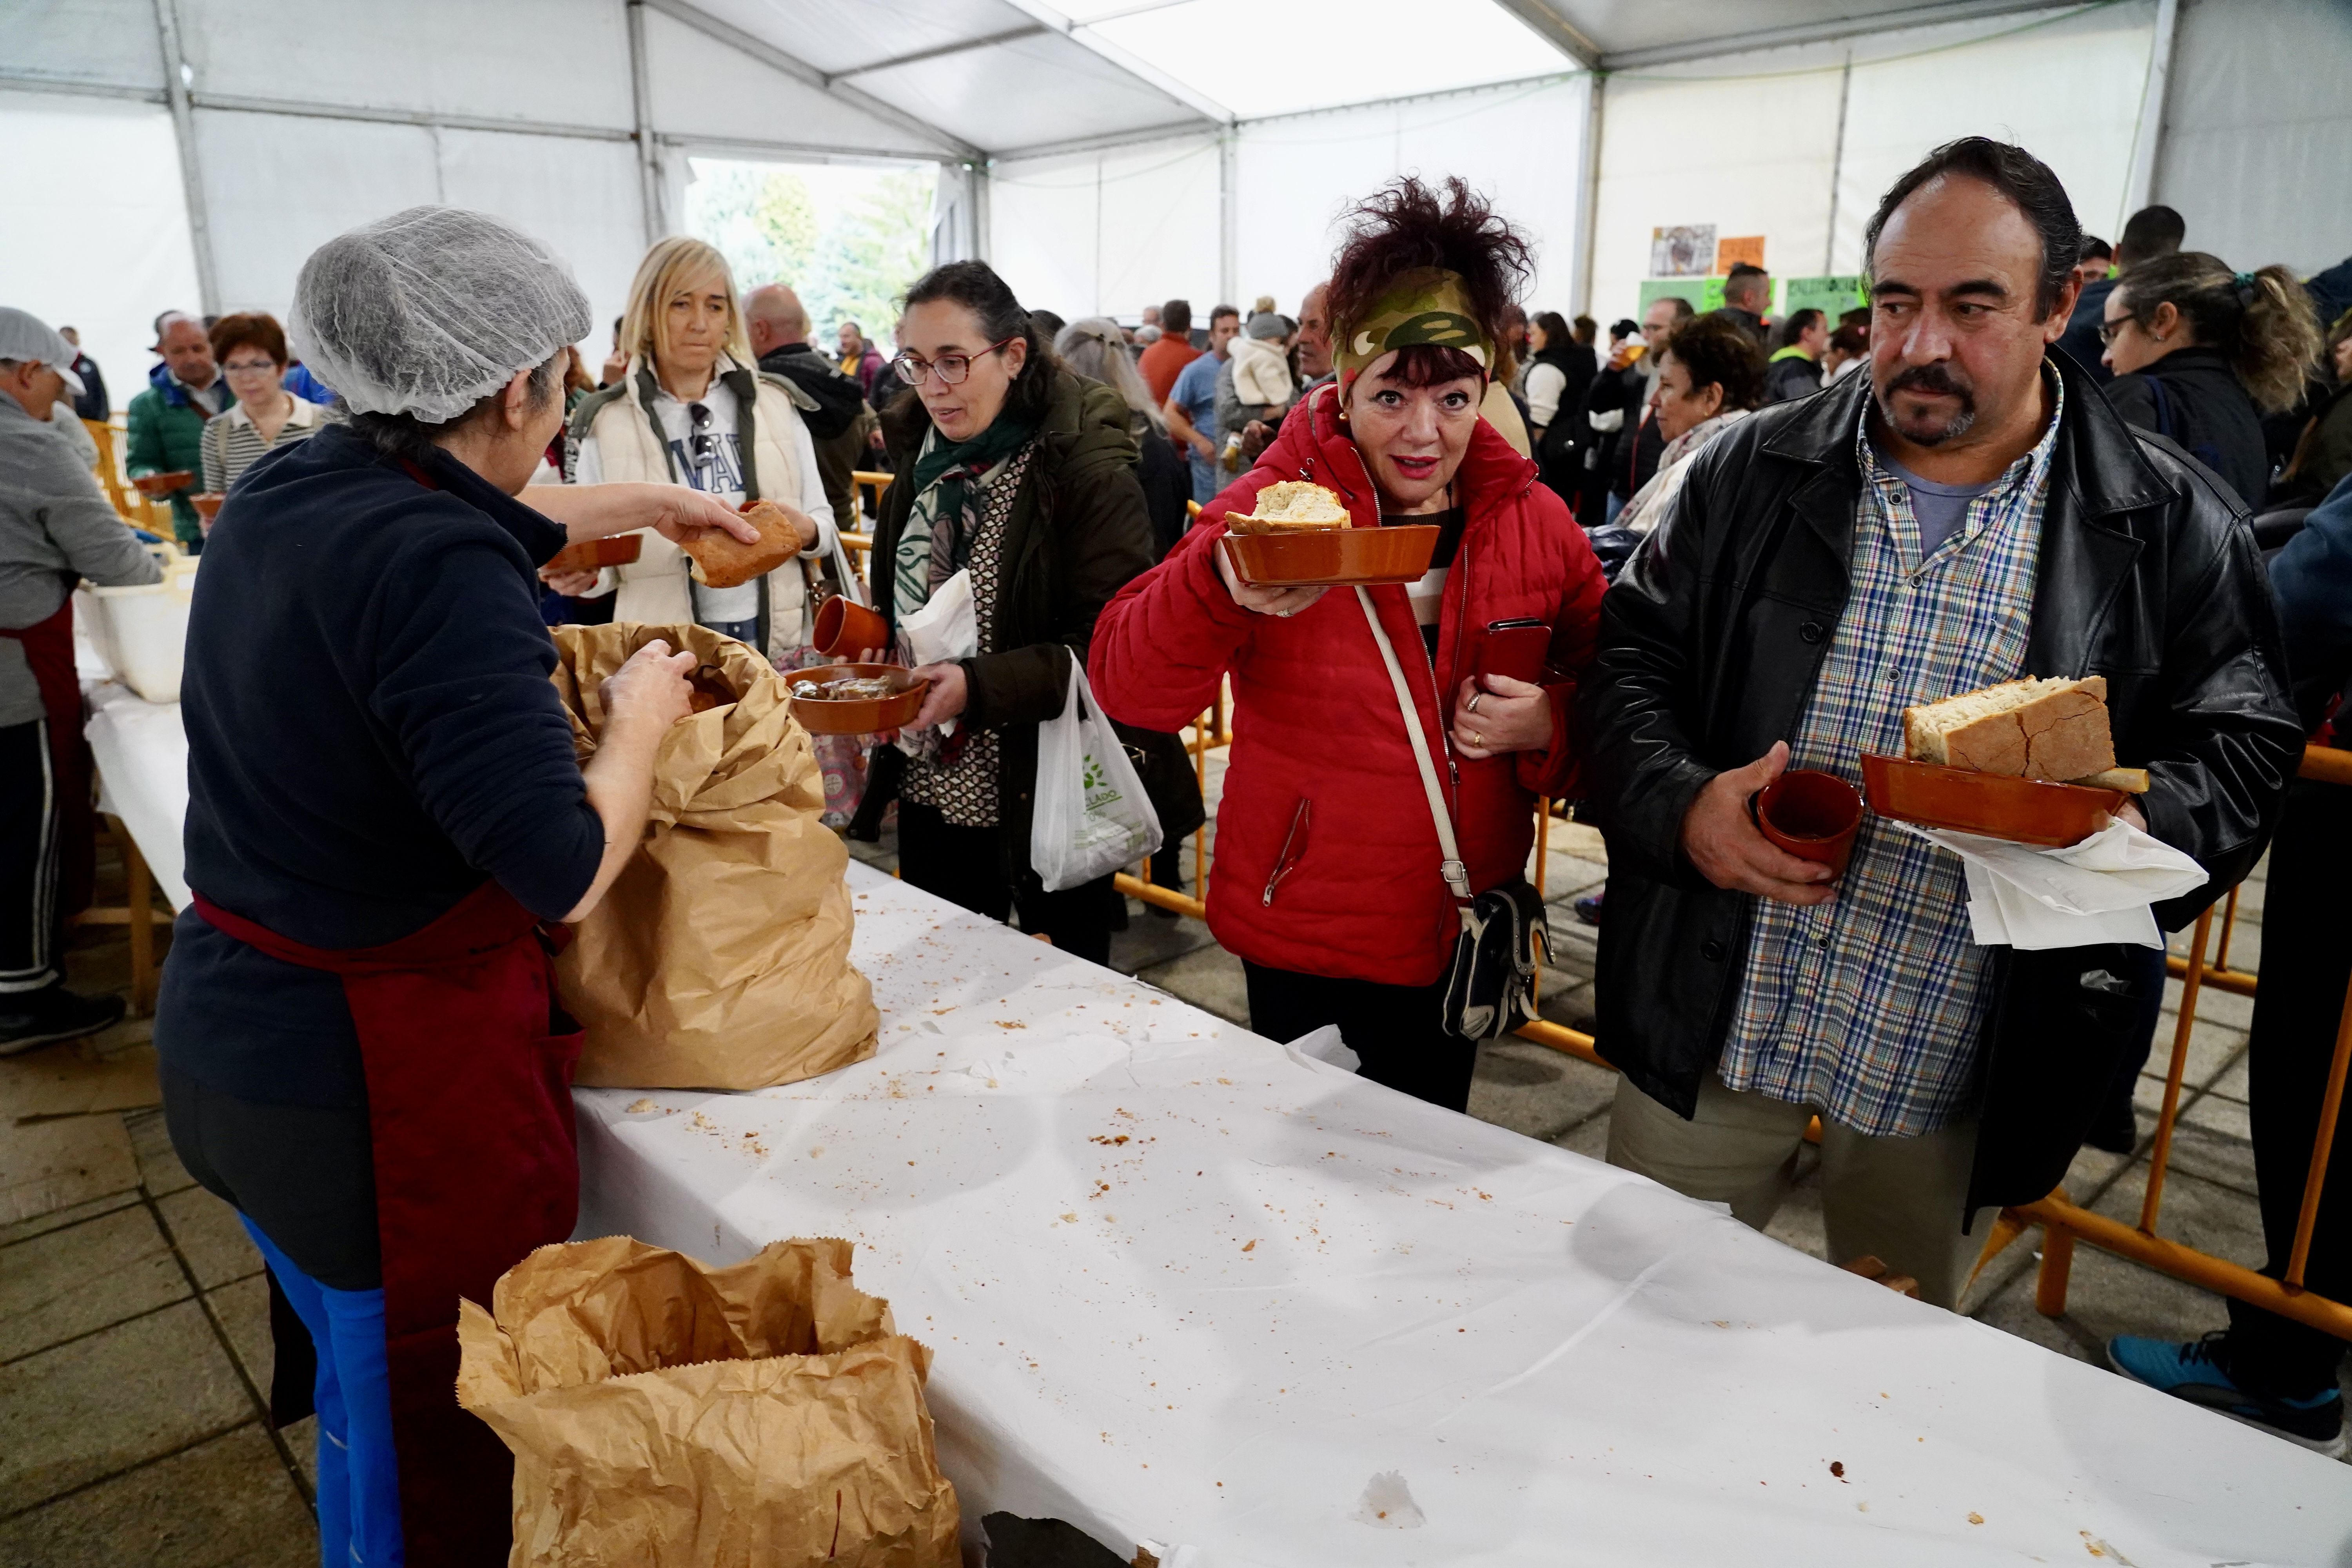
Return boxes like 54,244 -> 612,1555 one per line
154,424 -> 601,1107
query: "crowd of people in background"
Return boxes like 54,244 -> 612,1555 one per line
8,134 -> 2352,1469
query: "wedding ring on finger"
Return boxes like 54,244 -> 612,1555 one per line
1471,730 -> 1484,748
1467,691 -> 1484,714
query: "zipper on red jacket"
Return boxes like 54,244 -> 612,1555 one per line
1262,797 -> 1310,906
1342,429 -> 1462,803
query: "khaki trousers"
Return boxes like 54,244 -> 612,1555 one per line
1605,1072 -> 1990,1308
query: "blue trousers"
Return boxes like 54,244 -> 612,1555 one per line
242,1216 -> 404,1567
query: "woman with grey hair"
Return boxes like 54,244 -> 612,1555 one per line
1058,315 -> 1191,559
152,206 -> 756,1564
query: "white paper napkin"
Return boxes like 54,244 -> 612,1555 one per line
897,567 -> 976,737
1893,818 -> 2208,950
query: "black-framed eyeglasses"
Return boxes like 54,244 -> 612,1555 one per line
688,401 -> 715,462
892,337 -> 1019,387
2096,319 -> 2130,347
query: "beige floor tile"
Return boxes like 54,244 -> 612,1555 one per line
0,1114 -> 138,1228
208,1274 -> 272,1392
1467,1043 -> 1616,1144
0,1203 -> 189,1361
156,1185 -> 265,1291
0,1299 -> 252,1513
0,1422 -> 313,1567
125,1105 -> 198,1198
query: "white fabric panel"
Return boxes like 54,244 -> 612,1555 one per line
682,0 -> 1033,80
987,135 -> 1221,321
194,109 -> 442,319
857,32 -> 1198,154
1087,0 -> 1555,121
0,91 -> 200,412
1829,3 -> 2156,272
179,0 -> 634,130
1236,78 -> 1591,327
2154,0 -> 2352,278
1587,59 -> 1845,329
435,131 -> 648,367
639,6 -> 947,158
0,0 -> 164,92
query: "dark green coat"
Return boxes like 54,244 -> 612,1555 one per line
873,368 -> 1156,881
125,380 -> 211,548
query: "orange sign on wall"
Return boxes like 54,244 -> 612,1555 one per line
1714,235 -> 1766,273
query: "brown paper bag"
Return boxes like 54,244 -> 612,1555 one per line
548,623 -> 877,1089
457,1235 -> 960,1567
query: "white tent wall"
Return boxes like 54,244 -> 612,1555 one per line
1234,76 -> 1590,323
0,89 -> 201,413
2153,0 -> 2352,278
1589,3 -> 2161,331
986,135 -> 1222,323
987,75 -> 1590,329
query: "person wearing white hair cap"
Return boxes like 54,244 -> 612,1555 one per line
150,206 -> 759,1567
0,306 -> 161,1054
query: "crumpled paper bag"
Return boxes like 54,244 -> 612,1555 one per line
457,1235 -> 960,1567
1895,817 -> 2209,949
548,623 -> 877,1089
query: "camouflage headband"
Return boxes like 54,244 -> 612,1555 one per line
1332,267 -> 1494,396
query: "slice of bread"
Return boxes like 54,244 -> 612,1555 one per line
1903,675 -> 2114,781
1228,480 -> 1349,535
683,499 -> 799,589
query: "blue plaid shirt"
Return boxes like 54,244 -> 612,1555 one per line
1718,376 -> 2065,1137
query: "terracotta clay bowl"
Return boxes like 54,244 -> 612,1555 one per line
788,662 -> 928,735
1220,524 -> 1440,588
1860,753 -> 2127,848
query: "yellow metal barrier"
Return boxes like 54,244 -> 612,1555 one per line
2002,742 -> 2352,1336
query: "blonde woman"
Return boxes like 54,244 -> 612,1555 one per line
564,237 -> 838,660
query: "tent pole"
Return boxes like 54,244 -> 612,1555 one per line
1218,130 -> 1238,309
1572,73 -> 1604,319
1822,50 -> 1853,276
2123,0 -> 2179,223
627,1 -> 665,244
151,0 -> 219,314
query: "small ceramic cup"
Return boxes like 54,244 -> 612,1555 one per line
1755,769 -> 1864,876
813,595 -> 890,660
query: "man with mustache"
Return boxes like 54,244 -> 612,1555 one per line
1578,138 -> 2299,1318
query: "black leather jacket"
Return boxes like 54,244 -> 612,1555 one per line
1578,349 -> 2302,1213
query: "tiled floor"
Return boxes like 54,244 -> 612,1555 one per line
5,798 -> 2337,1564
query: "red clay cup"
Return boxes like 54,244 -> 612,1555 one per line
1756,768 -> 1864,875
813,594 -> 889,660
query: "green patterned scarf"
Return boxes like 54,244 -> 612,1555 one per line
892,414 -> 1038,620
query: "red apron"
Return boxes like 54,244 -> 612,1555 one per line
193,880 -> 584,1567
0,597 -> 94,918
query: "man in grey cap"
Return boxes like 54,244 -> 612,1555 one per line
0,307 -> 162,1051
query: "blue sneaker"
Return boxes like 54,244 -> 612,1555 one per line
2107,1332 -> 2345,1456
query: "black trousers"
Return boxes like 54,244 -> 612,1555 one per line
2226,778 -> 2352,1395
1243,961 -> 1477,1113
0,717 -> 60,994
161,1062 -> 380,1290
896,800 -> 1116,966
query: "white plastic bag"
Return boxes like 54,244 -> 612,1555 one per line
1030,657 -> 1162,893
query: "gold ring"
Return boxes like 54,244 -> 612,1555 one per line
1471,730 -> 1483,748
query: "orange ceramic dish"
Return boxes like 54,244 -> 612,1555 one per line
132,470 -> 194,497
542,534 -> 644,575
1860,753 -> 2128,847
1220,524 -> 1439,588
189,493 -> 226,520
788,662 -> 928,735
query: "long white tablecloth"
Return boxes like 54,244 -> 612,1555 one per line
88,690 -> 2352,1564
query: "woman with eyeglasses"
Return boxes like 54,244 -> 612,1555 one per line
862,262 -> 1156,963
564,236 -> 836,661
198,312 -> 330,500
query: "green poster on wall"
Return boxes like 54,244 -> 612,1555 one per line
1781,275 -> 1869,320
1639,277 -> 1722,314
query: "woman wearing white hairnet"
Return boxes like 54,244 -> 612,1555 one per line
151,207 -> 757,1568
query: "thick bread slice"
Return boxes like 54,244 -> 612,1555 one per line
1902,675 -> 2113,779
1229,480 -> 1348,535
683,499 -> 799,589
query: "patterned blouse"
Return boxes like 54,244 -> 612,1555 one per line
1717,374 -> 2066,1138
898,439 -> 1042,828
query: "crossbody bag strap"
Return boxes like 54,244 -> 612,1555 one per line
1356,586 -> 1472,903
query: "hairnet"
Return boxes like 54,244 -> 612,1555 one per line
288,206 -> 591,423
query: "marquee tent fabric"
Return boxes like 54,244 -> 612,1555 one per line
1,0 -> 2345,399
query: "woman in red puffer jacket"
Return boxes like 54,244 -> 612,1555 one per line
1090,176 -> 1606,1111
